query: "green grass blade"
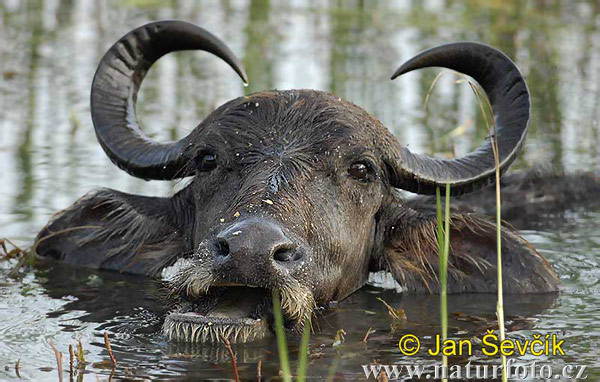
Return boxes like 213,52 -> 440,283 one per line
325,356 -> 340,382
436,185 -> 450,381
470,77 -> 507,382
436,187 -> 444,252
272,290 -> 292,382
493,144 -> 507,382
442,183 -> 450,342
297,317 -> 311,382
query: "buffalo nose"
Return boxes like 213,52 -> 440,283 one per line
214,219 -> 302,267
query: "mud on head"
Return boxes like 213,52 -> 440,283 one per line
158,89 -> 393,342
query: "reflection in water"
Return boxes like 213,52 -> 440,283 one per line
14,0 -> 42,219
524,1 -> 565,172
1,0 -> 600,380
15,261 -> 561,380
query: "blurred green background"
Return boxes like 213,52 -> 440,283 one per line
2,0 -> 599,241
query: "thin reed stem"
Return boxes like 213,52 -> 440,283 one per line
491,116 -> 507,382
297,317 -> 311,382
436,185 -> 451,381
103,332 -> 116,366
220,335 -> 239,382
272,290 -> 292,382
430,71 -> 507,382
471,79 -> 507,382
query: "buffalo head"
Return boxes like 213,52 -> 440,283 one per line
36,21 -> 559,343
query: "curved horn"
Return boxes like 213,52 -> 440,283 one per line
91,20 -> 248,180
387,42 -> 530,195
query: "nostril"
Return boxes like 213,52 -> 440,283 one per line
215,239 -> 230,258
273,244 -> 302,263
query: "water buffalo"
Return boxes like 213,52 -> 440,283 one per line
35,21 -> 560,343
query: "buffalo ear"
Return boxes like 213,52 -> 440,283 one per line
376,202 -> 560,293
35,188 -> 191,275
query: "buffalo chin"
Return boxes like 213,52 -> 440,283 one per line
163,286 -> 272,343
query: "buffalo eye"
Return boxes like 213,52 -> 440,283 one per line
348,161 -> 373,182
195,152 -> 218,172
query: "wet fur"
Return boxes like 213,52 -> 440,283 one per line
378,202 -> 559,293
36,89 -> 563,340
